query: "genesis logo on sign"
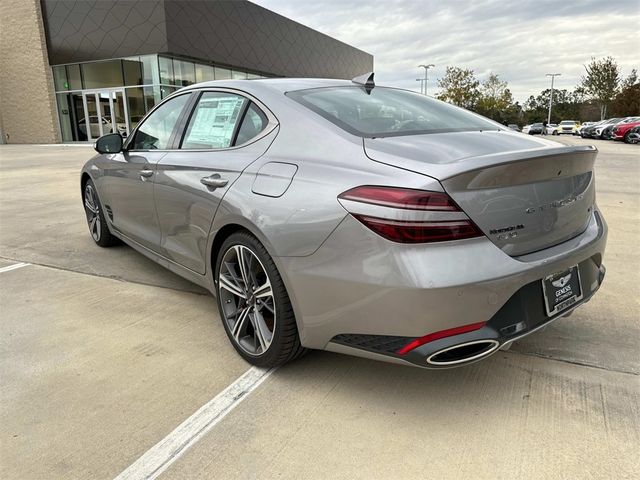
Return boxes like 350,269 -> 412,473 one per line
551,273 -> 572,288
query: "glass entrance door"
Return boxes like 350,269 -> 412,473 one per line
80,89 -> 130,141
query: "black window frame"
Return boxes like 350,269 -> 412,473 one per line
233,102 -> 269,146
125,91 -> 195,152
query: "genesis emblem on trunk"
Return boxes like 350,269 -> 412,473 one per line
525,193 -> 585,214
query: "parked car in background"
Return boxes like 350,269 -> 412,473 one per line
558,120 -> 580,135
593,118 -> 622,139
78,116 -> 127,140
601,123 -> 616,140
580,121 -> 605,138
611,119 -> 640,142
545,123 -> 559,135
507,124 -> 520,131
577,122 -> 596,136
626,125 -> 640,144
601,117 -> 640,140
522,123 -> 544,135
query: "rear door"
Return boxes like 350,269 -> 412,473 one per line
154,89 -> 278,274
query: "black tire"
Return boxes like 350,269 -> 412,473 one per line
83,179 -> 119,247
624,132 -> 632,144
215,232 -> 306,367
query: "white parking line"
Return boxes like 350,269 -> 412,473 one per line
114,366 -> 275,480
0,262 -> 30,273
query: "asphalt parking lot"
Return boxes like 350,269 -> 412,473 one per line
1,136 -> 639,479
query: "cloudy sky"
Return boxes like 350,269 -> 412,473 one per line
253,0 -> 640,103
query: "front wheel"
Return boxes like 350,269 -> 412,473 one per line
215,232 -> 305,367
83,179 -> 119,247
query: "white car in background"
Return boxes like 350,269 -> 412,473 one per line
558,120 -> 580,135
545,123 -> 559,135
79,116 -> 127,139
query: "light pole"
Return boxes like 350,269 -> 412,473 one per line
419,64 -> 435,95
546,73 -> 561,125
416,78 -> 425,95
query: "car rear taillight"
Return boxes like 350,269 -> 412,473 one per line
339,186 -> 458,211
338,186 -> 483,244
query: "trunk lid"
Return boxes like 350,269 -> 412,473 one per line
364,131 -> 597,256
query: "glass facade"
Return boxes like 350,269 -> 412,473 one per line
53,54 -> 270,142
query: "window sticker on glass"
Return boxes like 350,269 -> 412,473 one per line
182,93 -> 246,149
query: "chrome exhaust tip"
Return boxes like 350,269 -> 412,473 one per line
426,339 -> 500,366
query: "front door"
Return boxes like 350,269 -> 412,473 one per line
80,89 -> 130,141
99,92 -> 193,251
154,91 -> 276,274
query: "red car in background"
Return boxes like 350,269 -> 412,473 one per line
611,120 -> 640,142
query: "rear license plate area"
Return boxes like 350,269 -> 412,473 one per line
542,265 -> 583,317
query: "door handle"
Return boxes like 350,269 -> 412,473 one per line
139,169 -> 154,178
201,174 -> 228,188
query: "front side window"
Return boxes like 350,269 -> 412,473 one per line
181,92 -> 246,149
287,86 -> 500,138
130,94 -> 190,150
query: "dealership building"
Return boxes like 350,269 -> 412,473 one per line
0,0 -> 372,144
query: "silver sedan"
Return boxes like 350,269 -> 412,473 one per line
81,75 -> 607,368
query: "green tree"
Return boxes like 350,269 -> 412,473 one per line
436,67 -> 480,109
523,88 -> 583,124
612,69 -> 639,117
580,56 -> 621,119
475,73 -> 514,122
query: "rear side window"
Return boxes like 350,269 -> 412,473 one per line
287,86 -> 500,138
235,103 -> 268,145
131,94 -> 190,150
181,92 -> 246,149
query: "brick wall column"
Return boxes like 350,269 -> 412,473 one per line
0,0 -> 60,144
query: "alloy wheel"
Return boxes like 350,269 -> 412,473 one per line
84,183 -> 101,242
218,245 -> 276,356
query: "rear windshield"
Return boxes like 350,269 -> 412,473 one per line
286,86 -> 500,138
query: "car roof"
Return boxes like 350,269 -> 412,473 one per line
182,78 -> 354,95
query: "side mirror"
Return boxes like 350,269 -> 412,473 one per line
94,133 -> 123,154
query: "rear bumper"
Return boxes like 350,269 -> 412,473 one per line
332,257 -> 604,368
279,208 -> 607,366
